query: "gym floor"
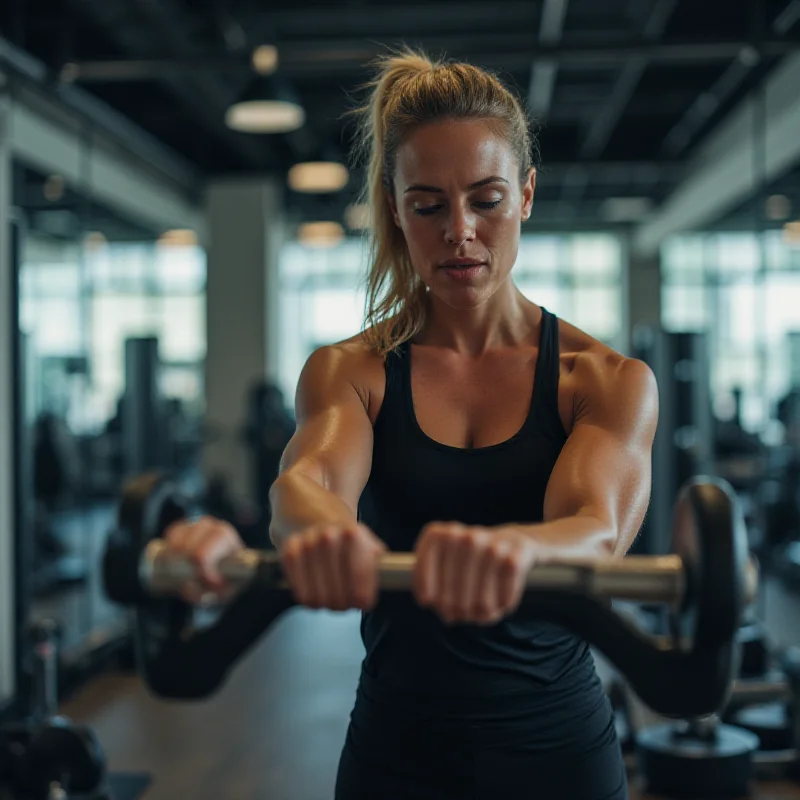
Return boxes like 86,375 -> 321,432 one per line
60,579 -> 800,800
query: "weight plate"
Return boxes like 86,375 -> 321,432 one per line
671,477 -> 749,651
636,721 -> 758,798
733,702 -> 793,751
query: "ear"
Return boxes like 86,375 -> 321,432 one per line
385,189 -> 401,228
521,168 -> 536,222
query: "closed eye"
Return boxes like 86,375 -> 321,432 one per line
413,199 -> 503,217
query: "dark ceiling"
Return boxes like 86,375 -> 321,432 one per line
2,0 -> 800,233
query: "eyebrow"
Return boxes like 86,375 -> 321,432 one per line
404,176 -> 509,194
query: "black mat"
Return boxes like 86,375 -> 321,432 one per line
104,772 -> 153,800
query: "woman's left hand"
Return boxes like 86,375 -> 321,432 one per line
412,522 -> 539,626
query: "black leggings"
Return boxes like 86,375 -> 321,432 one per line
334,719 -> 629,800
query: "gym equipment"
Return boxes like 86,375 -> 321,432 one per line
635,647 -> 800,795
636,716 -> 759,798
724,647 -> 800,779
103,472 -> 757,714
0,620 -> 107,800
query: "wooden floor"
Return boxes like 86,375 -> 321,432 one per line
59,583 -> 800,800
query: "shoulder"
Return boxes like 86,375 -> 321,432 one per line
298,329 -> 389,417
555,317 -> 658,428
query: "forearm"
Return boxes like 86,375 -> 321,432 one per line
512,514 -> 619,561
268,471 -> 359,549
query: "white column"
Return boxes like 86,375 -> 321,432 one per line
627,247 -> 662,350
0,91 -> 15,707
203,178 -> 285,500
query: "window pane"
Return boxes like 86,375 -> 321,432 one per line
713,234 -> 760,277
662,285 -> 708,331
159,296 -> 206,362
569,235 -> 620,278
571,287 -> 620,342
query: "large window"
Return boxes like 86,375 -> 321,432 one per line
19,233 -> 207,433
277,233 -> 624,404
661,231 -> 800,434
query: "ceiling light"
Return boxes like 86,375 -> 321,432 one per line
345,203 -> 371,231
252,45 -> 279,76
43,174 -> 65,202
297,221 -> 345,248
784,220 -> 800,247
226,75 -> 305,134
766,194 -> 792,221
288,161 -> 349,193
158,229 -> 198,247
83,231 -> 107,250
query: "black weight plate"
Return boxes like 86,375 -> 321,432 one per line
671,477 -> 749,651
125,474 -> 194,692
636,722 -> 758,798
733,702 -> 793,751
25,718 -> 106,795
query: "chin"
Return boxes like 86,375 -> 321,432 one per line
434,286 -> 493,310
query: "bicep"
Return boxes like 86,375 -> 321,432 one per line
543,359 -> 658,553
279,347 -> 374,512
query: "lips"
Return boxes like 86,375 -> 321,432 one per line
439,258 -> 487,268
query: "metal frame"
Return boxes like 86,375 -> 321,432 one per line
0,37 -> 200,196
0,93 -> 14,717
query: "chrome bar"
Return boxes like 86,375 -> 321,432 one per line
142,542 -> 689,606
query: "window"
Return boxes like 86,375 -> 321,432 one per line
662,230 -> 800,435
19,234 -> 207,432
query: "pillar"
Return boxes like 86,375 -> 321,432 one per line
626,245 -> 663,353
203,178 -> 285,501
0,91 -> 15,707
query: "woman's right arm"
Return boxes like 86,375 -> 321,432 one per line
162,344 -> 383,612
269,344 -> 374,547
268,344 -> 386,609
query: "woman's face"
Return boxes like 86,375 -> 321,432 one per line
389,118 -> 535,310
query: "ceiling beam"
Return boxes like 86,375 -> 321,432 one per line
661,6 -> 793,158
775,0 -> 800,35
69,0 -> 270,171
61,37 -> 800,84
263,2 -> 540,37
635,54 -> 800,254
0,35 -> 201,194
580,0 -> 679,160
527,0 -> 569,118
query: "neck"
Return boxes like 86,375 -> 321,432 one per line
419,280 -> 541,355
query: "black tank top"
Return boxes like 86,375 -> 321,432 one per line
356,309 -> 607,738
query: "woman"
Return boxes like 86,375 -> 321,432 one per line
167,50 -> 658,799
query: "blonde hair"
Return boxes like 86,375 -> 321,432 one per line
353,48 -> 537,356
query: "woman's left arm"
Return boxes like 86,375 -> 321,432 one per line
526,355 -> 660,561
412,355 -> 659,625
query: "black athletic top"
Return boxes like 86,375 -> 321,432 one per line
354,308 -> 613,751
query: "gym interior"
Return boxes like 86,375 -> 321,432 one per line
2,1 -> 800,798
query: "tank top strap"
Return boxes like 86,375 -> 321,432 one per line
528,307 -> 568,443
377,340 -> 411,421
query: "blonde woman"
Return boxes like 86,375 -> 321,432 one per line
167,50 -> 658,799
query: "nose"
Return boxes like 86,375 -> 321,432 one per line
444,206 -> 475,247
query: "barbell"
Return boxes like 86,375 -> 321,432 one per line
102,472 -> 757,718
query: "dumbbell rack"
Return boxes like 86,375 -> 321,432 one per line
0,620 -> 108,800
724,647 -> 800,780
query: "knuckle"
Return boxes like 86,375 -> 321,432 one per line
474,599 -> 494,618
499,553 -> 519,572
454,602 -> 471,619
341,526 -> 358,543
317,529 -> 334,548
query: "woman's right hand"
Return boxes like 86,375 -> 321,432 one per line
163,516 -> 246,605
280,523 -> 387,611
